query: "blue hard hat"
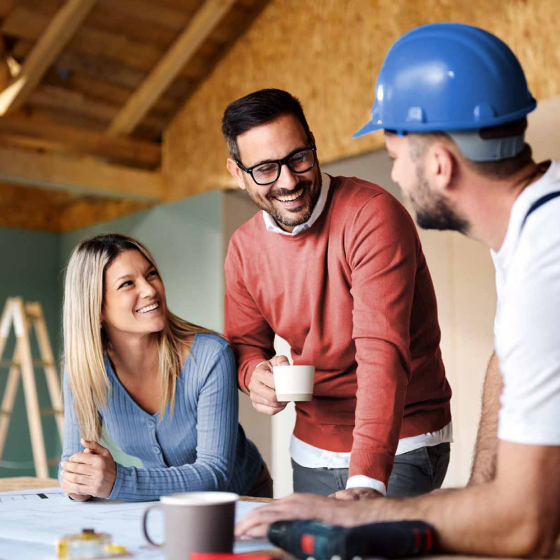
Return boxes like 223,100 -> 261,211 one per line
354,23 -> 537,138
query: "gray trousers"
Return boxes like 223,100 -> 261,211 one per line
292,442 -> 450,497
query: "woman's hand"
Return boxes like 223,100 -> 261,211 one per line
61,439 -> 117,499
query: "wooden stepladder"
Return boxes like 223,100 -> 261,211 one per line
0,297 -> 64,478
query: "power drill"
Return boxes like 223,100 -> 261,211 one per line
268,519 -> 436,560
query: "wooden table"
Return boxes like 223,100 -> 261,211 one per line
0,477 -> 274,499
1,478 -> 559,560
0,476 -> 60,492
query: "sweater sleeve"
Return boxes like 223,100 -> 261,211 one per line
109,344 -> 240,501
224,235 -> 275,391
347,194 -> 419,485
58,370 -> 89,486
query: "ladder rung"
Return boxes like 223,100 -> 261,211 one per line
47,458 -> 61,467
39,408 -> 64,416
1,360 -> 55,368
0,360 -> 18,368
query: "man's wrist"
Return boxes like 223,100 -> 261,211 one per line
242,358 -> 267,392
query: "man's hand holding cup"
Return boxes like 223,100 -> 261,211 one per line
248,356 -> 291,415
249,357 -> 316,415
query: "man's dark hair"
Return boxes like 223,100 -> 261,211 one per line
221,88 -> 313,161
410,118 -> 533,179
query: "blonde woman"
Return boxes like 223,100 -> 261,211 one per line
59,233 -> 271,501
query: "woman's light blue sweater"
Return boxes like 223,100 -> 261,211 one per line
60,333 -> 263,501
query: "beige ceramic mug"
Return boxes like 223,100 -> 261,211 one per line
142,492 -> 238,560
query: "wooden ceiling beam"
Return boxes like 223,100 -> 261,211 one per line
0,0 -> 98,115
107,0 -> 237,137
0,146 -> 163,201
0,113 -> 161,168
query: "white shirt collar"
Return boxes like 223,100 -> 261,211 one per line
262,172 -> 331,236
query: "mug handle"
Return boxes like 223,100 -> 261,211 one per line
142,504 -> 164,548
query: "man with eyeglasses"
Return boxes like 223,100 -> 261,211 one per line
221,88 -> 452,499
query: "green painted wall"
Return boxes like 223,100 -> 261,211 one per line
0,227 -> 62,478
60,190 -> 224,332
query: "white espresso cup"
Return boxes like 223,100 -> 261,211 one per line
142,492 -> 238,560
272,365 -> 315,402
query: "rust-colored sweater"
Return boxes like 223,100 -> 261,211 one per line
224,175 -> 452,484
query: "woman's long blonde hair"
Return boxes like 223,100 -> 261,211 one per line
63,233 -> 214,441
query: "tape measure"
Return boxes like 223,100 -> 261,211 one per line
56,528 -> 127,559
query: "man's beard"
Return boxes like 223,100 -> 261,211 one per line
268,180 -> 317,227
413,164 -> 469,234
247,175 -> 322,229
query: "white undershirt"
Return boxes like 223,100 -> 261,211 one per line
290,424 -> 453,494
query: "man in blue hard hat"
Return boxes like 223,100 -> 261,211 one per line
236,23 -> 560,556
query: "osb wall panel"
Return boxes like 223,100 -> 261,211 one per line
164,0 -> 560,200
59,198 -> 154,232
0,183 -> 70,232
0,183 -> 153,232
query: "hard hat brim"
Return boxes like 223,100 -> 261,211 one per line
352,119 -> 381,139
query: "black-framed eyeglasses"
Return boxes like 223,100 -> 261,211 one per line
236,146 -> 317,186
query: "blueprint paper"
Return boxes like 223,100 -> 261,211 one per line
0,487 -> 272,560
0,537 -> 55,559
0,488 -> 62,496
